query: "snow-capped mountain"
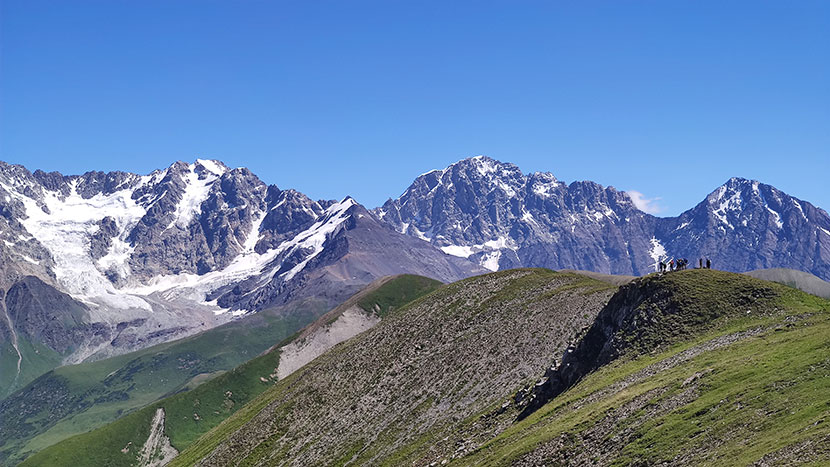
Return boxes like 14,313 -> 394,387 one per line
376,156 -> 830,280
0,159 -> 483,394
374,156 -> 658,274
658,177 -> 830,279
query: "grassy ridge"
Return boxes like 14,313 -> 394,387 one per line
172,270 -> 830,466
356,274 -> 442,317
168,269 -> 616,466
21,275 -> 442,467
457,272 -> 830,465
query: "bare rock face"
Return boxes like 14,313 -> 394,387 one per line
137,408 -> 178,467
376,157 -> 830,280
3,276 -> 96,354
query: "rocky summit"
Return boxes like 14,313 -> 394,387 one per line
375,156 -> 830,280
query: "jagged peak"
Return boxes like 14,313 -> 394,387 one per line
453,155 -> 521,176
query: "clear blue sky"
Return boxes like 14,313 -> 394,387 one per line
1,1 -> 828,215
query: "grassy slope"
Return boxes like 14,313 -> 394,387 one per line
20,275 -> 442,467
356,274 -> 443,317
1,298 -> 326,466
169,269 -> 617,466
0,335 -> 63,398
458,270 -> 830,465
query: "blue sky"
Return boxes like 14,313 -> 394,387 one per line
1,1 -> 828,215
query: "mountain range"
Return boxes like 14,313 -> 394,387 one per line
2,155 -> 829,398
0,159 -> 482,396
376,156 -> 830,279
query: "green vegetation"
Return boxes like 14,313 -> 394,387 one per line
459,271 -> 830,465
21,275 -> 442,467
2,299 -> 327,466
612,269 -> 787,357
356,274 -> 442,317
0,335 -> 63,397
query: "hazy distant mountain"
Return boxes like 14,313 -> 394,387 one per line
376,156 -> 830,280
744,267 -> 830,299
0,159 -> 482,395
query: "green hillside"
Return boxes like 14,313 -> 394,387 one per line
461,270 -> 830,465
0,297 -> 328,465
173,270 -> 830,466
19,274 -> 441,467
22,269 -> 830,466
169,269 -> 617,466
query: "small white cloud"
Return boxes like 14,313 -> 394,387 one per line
627,191 -> 664,215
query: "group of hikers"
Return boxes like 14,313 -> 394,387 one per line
657,257 -> 712,273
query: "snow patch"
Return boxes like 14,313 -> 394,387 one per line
649,237 -> 666,271
767,207 -> 783,229
4,178 -> 151,309
195,159 -> 227,176
710,188 -> 743,230
277,198 -> 357,282
410,224 -> 433,241
97,237 -> 135,280
16,253 -> 40,265
483,237 -> 512,250
481,250 -> 502,272
168,163 -> 219,230
471,155 -> 497,177
441,244 -> 475,258
123,198 -> 356,315
243,213 -> 265,252
792,200 -> 808,220
441,236 -> 514,271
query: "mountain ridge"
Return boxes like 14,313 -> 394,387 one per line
376,156 -> 830,280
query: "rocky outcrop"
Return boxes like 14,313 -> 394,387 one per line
3,276 -> 96,354
518,269 -> 783,419
137,408 -> 178,467
658,177 -> 830,280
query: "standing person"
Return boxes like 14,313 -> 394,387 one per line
670,259 -> 674,272
706,258 -> 711,269
699,258 -> 703,269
